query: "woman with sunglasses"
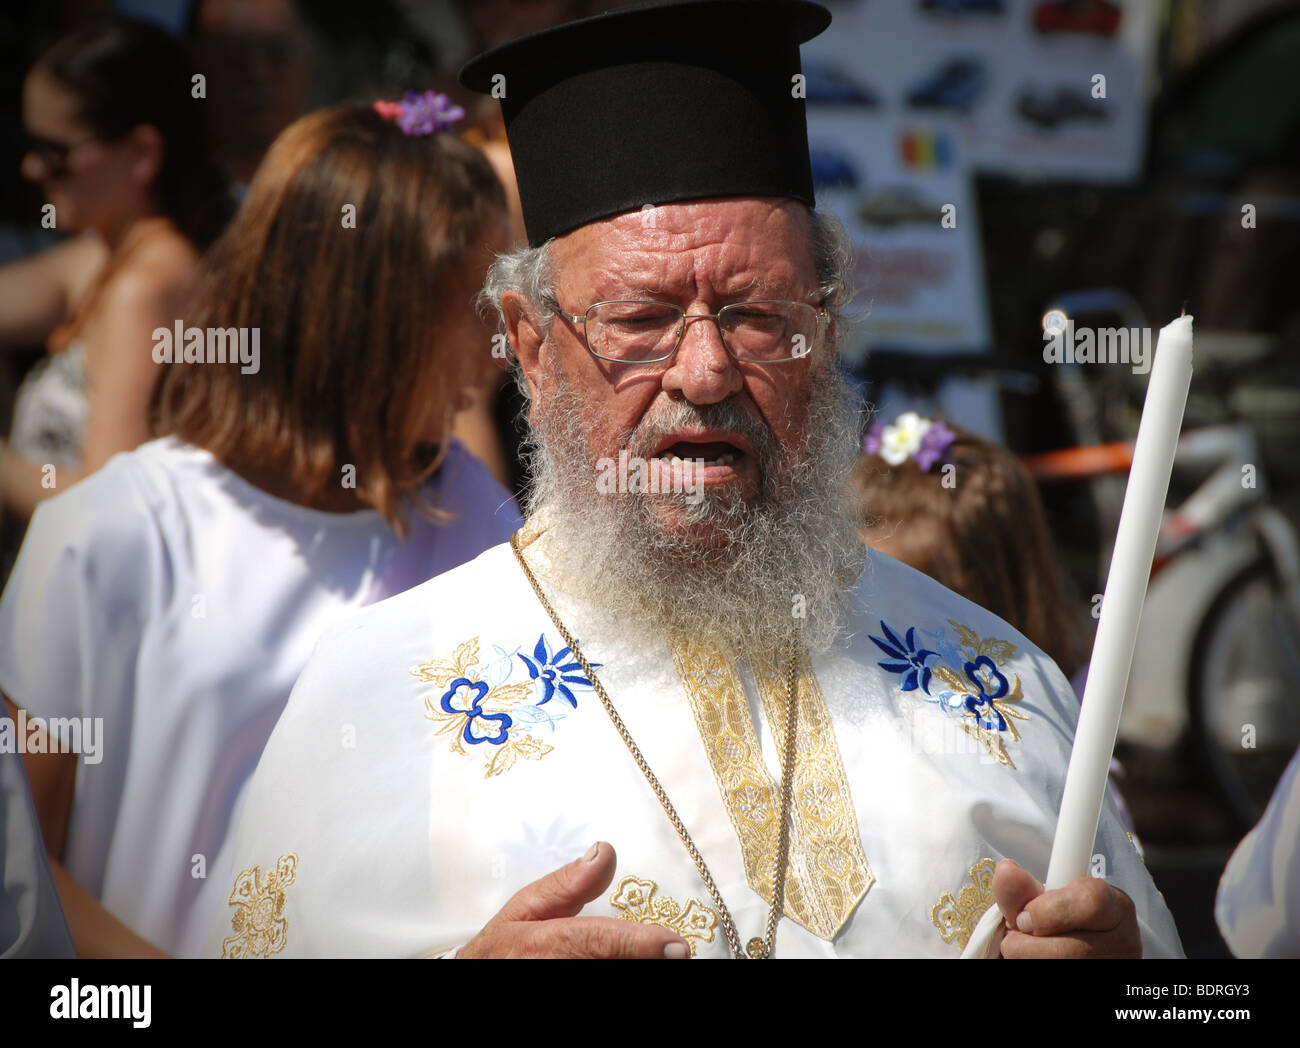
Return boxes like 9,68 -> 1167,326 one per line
0,16 -> 231,523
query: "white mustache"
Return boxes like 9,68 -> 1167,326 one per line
627,399 -> 779,469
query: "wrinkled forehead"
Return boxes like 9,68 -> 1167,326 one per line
550,197 -> 818,302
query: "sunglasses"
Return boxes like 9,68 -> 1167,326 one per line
21,129 -> 100,176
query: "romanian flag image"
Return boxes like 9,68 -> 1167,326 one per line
900,129 -> 954,169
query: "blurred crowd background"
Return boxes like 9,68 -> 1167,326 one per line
1,0 -> 1298,958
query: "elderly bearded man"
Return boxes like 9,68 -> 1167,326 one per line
211,0 -> 1182,960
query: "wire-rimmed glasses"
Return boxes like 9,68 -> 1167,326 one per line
547,297 -> 827,364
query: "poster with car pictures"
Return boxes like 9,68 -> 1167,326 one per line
807,109 -> 990,357
805,0 -> 1157,182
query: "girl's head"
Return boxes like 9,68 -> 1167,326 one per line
153,102 -> 508,533
851,414 -> 1081,676
21,15 -> 230,247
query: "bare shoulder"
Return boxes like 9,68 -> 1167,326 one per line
99,235 -> 199,317
80,237 -> 198,370
135,225 -> 200,269
127,228 -> 201,296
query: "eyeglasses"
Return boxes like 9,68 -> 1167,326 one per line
21,130 -> 99,177
546,297 -> 827,364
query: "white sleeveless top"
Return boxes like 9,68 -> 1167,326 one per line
8,341 -> 89,469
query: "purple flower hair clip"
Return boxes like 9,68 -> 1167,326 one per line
864,412 -> 957,472
373,91 -> 465,135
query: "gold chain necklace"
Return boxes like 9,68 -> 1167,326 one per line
510,531 -> 799,959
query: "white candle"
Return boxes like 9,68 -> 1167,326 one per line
962,314 -> 1193,958
1048,314 -> 1192,887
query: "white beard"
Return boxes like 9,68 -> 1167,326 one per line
520,360 -> 867,657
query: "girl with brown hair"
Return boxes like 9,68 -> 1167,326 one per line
851,412 -> 1082,679
850,413 -> 1141,832
0,96 -> 520,957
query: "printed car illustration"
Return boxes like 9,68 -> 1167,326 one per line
907,57 -> 987,114
1017,85 -> 1109,127
856,185 -> 946,227
920,0 -> 1005,14
803,59 -> 881,105
809,145 -> 862,190
1032,0 -> 1123,37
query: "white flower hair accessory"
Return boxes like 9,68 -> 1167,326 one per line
863,412 -> 957,471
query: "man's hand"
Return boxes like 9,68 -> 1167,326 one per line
457,842 -> 692,958
992,859 -> 1142,958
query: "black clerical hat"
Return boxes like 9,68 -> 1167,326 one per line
459,0 -> 832,246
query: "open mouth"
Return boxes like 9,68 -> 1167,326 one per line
654,439 -> 746,467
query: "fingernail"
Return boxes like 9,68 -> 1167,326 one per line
582,842 -> 600,862
663,941 -> 689,959
1016,911 -> 1034,934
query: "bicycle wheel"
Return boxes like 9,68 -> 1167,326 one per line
1188,555 -> 1300,829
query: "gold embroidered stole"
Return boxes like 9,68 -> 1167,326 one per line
670,639 -> 873,940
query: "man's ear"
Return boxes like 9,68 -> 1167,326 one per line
502,290 -> 545,402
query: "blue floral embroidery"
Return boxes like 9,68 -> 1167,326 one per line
963,656 -> 1009,732
873,618 -> 1029,768
518,635 -> 599,708
413,635 -> 600,777
440,677 -> 512,745
869,622 -> 939,693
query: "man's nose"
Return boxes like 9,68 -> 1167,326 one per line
661,313 -> 743,404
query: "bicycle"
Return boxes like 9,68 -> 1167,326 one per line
853,291 -> 1300,828
1029,290 -> 1300,829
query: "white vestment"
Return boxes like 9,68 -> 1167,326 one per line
1216,745 -> 1300,957
210,519 -> 1183,958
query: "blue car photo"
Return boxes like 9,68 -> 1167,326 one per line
809,145 -> 862,190
907,57 -> 988,113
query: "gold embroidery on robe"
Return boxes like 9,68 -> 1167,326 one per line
222,852 -> 299,958
671,641 -> 873,941
931,857 -> 998,951
609,875 -> 719,957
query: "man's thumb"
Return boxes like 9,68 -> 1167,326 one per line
993,859 -> 1045,932
494,841 -> 618,924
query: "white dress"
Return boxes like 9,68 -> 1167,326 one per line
208,517 -> 1183,959
0,435 -> 521,955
